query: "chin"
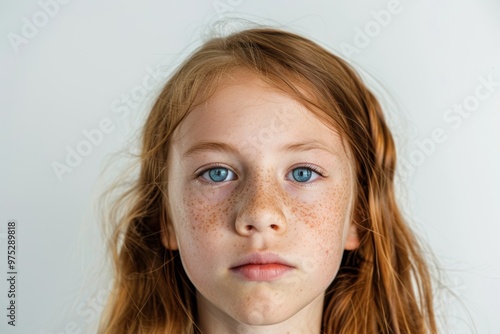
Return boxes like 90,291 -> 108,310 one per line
231,302 -> 296,326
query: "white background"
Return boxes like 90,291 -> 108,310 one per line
1,0 -> 499,333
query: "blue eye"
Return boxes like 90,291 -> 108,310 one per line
201,167 -> 236,183
289,167 -> 321,183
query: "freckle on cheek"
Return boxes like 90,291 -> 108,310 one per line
303,177 -> 350,232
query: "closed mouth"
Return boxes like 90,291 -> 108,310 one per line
230,253 -> 294,281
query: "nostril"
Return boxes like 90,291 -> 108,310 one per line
243,224 -> 279,232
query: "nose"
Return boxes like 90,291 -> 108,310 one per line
234,178 -> 287,236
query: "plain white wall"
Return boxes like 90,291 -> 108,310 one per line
1,0 -> 499,333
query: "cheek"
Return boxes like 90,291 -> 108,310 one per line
171,187 -> 234,270
291,178 -> 352,234
289,181 -> 352,280
176,186 -> 233,233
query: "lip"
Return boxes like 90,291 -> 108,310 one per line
230,253 -> 294,281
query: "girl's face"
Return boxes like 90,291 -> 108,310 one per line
165,69 -> 359,332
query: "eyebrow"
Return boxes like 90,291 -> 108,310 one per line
281,140 -> 338,156
182,141 -> 239,158
181,139 -> 338,158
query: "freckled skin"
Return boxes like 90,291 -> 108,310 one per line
165,69 -> 359,334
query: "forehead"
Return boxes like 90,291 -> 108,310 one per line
170,69 -> 350,160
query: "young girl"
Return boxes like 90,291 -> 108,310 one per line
99,26 -> 437,333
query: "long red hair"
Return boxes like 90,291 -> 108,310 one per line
99,27 -> 437,333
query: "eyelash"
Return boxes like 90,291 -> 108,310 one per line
194,163 -> 325,185
296,163 -> 324,177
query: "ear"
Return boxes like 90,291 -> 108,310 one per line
161,214 -> 178,250
344,222 -> 360,250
